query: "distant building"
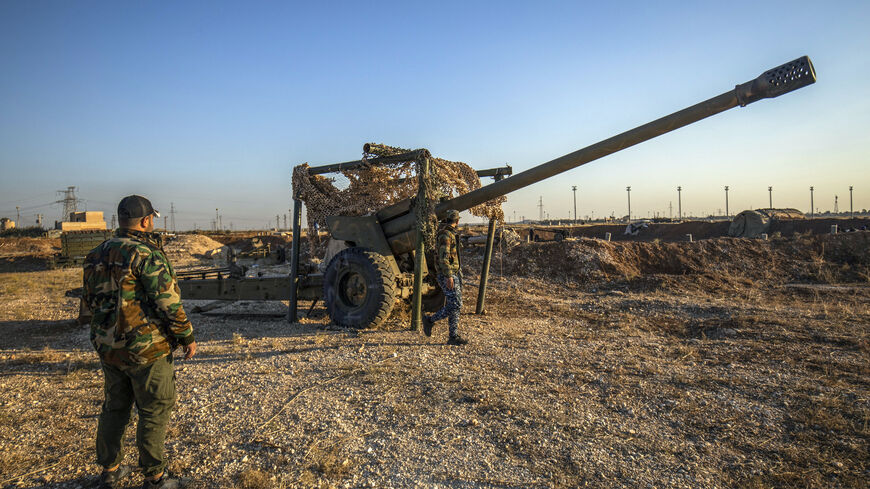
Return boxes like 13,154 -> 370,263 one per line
55,211 -> 107,231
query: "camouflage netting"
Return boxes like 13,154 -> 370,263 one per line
728,208 -> 806,238
292,143 -> 505,251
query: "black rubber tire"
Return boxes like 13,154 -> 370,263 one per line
554,232 -> 564,242
323,248 -> 397,328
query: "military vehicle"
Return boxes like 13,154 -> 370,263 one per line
55,229 -> 114,267
180,56 -> 816,328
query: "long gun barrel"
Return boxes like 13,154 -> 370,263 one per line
382,56 -> 815,254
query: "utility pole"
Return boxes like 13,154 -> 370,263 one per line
768,186 -> 773,209
669,201 -> 672,220
215,208 -> 220,231
571,186 -> 578,224
677,186 -> 682,220
849,186 -> 854,218
170,202 -> 176,233
834,195 -> 839,214
538,196 -> 544,222
810,186 -> 814,218
724,186 -> 729,218
626,186 -> 631,223
284,214 -> 287,230
36,214 -> 43,227
219,215 -> 222,231
111,214 -> 116,229
163,216 -> 168,231
276,215 -> 280,230
16,206 -> 20,224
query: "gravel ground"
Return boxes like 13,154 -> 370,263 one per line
0,241 -> 868,488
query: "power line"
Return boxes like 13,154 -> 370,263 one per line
0,192 -> 56,208
56,186 -> 79,221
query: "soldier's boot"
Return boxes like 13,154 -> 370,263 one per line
98,465 -> 133,489
422,315 -> 434,337
141,471 -> 190,489
447,335 -> 468,346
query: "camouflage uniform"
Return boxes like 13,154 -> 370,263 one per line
83,228 -> 194,477
427,223 -> 463,337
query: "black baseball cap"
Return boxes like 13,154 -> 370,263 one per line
118,195 -> 160,219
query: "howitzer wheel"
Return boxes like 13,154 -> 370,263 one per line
323,247 -> 397,328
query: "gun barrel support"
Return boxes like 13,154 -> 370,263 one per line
288,198 -> 303,322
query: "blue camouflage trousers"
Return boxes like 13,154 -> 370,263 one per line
428,273 -> 462,337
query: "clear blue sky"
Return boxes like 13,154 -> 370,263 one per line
1,0 -> 868,229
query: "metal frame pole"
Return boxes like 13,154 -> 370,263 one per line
476,217 -> 497,314
288,198 -> 302,322
677,186 -> 682,220
410,157 -> 428,331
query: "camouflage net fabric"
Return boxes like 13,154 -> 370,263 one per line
292,143 -> 505,251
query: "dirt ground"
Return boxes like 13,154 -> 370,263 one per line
0,231 -> 868,488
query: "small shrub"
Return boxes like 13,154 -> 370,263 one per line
0,226 -> 45,238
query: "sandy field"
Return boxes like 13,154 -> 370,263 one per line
0,229 -> 867,488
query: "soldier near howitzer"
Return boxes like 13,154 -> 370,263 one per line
83,195 -> 196,489
423,209 -> 468,345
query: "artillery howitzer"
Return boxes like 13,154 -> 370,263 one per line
179,56 -> 815,328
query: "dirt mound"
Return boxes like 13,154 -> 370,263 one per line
495,232 -> 870,287
164,234 -> 226,267
0,237 -> 61,257
555,221 -> 731,242
164,234 -> 225,255
226,235 -> 289,252
521,217 -> 870,243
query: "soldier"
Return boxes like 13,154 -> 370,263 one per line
423,209 -> 468,345
83,195 -> 196,489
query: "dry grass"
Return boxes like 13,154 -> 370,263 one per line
2,234 -> 869,488
235,468 -> 274,489
299,439 -> 354,486
0,268 -> 79,297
